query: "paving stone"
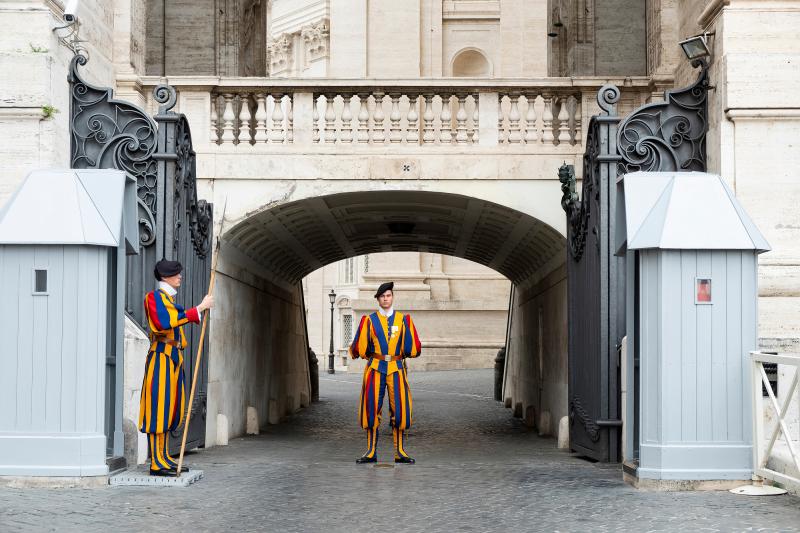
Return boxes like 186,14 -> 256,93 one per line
0,369 -> 799,532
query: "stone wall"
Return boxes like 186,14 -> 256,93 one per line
503,264 -> 568,438
0,0 -> 116,205
145,0 -> 216,76
548,0 -> 647,76
695,0 -> 800,339
205,246 -> 311,447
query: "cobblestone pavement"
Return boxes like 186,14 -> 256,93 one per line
1,369 -> 799,532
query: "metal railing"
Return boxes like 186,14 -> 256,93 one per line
751,350 -> 800,488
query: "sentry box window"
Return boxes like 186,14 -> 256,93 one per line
33,269 -> 48,295
695,277 -> 712,304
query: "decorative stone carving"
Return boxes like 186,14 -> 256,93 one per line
268,33 -> 293,76
301,19 -> 330,65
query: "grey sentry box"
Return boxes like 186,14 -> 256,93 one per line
0,169 -> 138,477
618,172 -> 770,482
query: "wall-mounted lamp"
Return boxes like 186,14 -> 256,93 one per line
679,32 -> 715,60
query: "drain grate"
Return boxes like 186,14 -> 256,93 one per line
110,469 -> 204,487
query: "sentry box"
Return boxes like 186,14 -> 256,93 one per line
617,172 -> 770,486
0,169 -> 138,478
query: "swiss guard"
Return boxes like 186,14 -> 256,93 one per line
349,282 -> 422,464
139,259 -> 214,476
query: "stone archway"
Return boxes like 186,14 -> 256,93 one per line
203,188 -> 569,449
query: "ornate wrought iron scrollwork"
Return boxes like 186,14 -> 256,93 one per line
560,84 -> 620,262
172,109 -> 212,258
570,396 -> 601,443
617,58 -> 709,174
69,53 -> 159,247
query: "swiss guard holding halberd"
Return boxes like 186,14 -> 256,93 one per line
139,259 -> 214,476
349,282 -> 422,464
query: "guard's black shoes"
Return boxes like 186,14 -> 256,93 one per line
356,455 -> 377,464
150,469 -> 178,477
170,465 -> 189,473
394,456 -> 416,464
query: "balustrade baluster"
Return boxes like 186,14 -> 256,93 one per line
324,94 -> 336,144
406,95 -> 419,144
508,94 -> 521,144
471,94 -> 479,143
357,93 -> 370,143
341,94 -> 353,144
210,96 -> 219,144
389,94 -> 402,143
312,95 -> 320,143
373,92 -> 386,144
455,94 -> 468,144
286,95 -> 294,144
574,97 -> 582,144
254,94 -> 268,143
221,94 -> 235,144
238,94 -> 252,145
270,93 -> 285,144
542,95 -> 555,144
557,97 -> 571,144
422,94 -> 435,144
498,95 -> 506,143
440,94 -> 453,144
524,93 -> 538,144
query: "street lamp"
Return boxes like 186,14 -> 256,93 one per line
327,288 -> 336,374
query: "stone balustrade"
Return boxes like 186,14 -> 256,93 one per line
140,77 -> 653,153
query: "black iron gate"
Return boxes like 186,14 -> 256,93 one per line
560,86 -> 624,462
68,54 -> 213,452
560,61 -> 709,462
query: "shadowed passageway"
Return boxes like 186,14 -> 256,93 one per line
1,370 -> 799,532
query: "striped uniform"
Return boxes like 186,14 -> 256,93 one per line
138,289 -> 200,471
349,311 -> 421,459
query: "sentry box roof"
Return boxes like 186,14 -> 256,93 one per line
0,169 -> 139,254
617,172 -> 770,254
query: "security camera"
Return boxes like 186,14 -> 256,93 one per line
63,0 -> 79,23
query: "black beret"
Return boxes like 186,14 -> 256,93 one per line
374,281 -> 394,299
154,258 -> 183,281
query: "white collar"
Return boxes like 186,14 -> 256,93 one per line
377,306 -> 394,317
158,281 -> 177,297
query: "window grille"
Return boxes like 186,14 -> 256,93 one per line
342,314 -> 353,346
363,254 -> 369,273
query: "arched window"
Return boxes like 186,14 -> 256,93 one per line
451,48 -> 492,77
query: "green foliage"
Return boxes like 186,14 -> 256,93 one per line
41,105 -> 59,120
29,43 -> 48,53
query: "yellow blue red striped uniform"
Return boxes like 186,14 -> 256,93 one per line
138,289 -> 200,471
350,310 -> 421,457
